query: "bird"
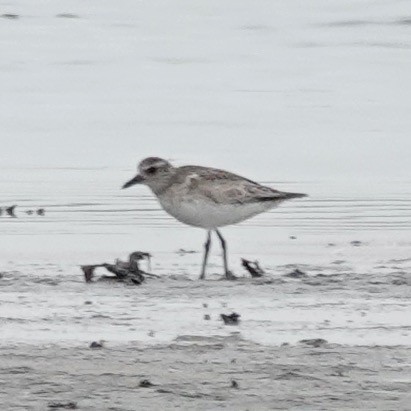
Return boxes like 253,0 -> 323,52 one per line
122,157 -> 307,279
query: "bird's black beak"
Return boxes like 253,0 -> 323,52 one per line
122,174 -> 144,189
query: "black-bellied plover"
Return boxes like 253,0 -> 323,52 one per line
122,157 -> 307,279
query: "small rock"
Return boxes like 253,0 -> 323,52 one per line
299,338 -> 327,348
230,380 -> 239,389
350,240 -> 362,247
84,301 -> 92,305
289,236 -> 297,240
139,379 -> 154,388
48,402 -> 78,409
281,342 -> 290,347
285,269 -> 307,279
148,330 -> 155,337
89,341 -> 103,349
26,210 -> 34,215
202,303 -> 208,308
204,314 -> 211,321
221,312 -> 240,325
37,208 -> 45,216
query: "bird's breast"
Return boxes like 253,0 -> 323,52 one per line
157,193 -> 275,229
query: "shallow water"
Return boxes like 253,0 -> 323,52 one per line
1,169 -> 410,348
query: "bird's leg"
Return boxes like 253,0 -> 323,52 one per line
199,230 -> 212,280
215,229 -> 236,280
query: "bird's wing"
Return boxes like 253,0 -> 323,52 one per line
175,166 -> 306,205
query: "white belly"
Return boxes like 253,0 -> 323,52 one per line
158,195 -> 276,229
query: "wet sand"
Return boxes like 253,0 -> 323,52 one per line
1,336 -> 410,411
1,261 -> 411,410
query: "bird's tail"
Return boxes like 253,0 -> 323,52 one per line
283,192 -> 307,199
257,191 -> 307,202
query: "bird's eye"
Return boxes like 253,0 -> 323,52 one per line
146,166 -> 157,175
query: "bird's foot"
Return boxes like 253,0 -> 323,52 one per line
225,271 -> 237,281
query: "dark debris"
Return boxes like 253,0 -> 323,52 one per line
89,341 -> 103,349
139,379 -> 154,388
81,251 -> 156,285
221,312 -> 240,325
5,205 -> 17,217
230,380 -> 239,389
241,259 -> 264,278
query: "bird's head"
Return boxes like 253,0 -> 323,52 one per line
122,157 -> 175,194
